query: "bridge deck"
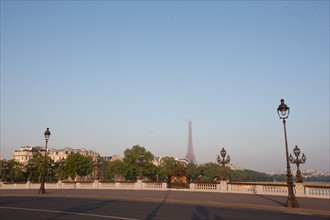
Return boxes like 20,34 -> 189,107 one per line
1,189 -> 329,217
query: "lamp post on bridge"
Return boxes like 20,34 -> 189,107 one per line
289,145 -> 306,183
277,99 -> 299,208
217,148 -> 230,180
38,128 -> 51,194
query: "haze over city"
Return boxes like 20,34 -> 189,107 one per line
1,1 -> 329,173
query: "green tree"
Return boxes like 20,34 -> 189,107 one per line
270,174 -> 287,182
158,157 -> 185,181
122,145 -> 156,180
227,169 -> 272,182
65,153 -> 94,180
104,159 -> 125,181
31,152 -> 44,181
54,159 -> 67,180
186,163 -> 199,181
201,163 -> 222,182
28,151 -> 55,182
0,159 -> 24,182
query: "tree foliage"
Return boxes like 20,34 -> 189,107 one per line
104,159 -> 125,181
158,157 -> 185,181
227,169 -> 271,182
27,151 -> 56,182
122,145 -> 156,180
198,163 -> 222,182
4,144 -> 329,183
0,159 -> 24,182
65,153 -> 94,180
186,163 -> 199,181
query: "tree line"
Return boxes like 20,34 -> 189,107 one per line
1,145 -> 327,183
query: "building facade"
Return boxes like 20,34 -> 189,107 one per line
47,147 -> 99,162
12,146 -> 100,164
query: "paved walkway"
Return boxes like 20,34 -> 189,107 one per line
1,189 -> 329,217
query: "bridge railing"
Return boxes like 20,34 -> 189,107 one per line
304,183 -> 330,197
1,180 -> 329,199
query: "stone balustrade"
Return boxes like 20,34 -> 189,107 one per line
1,180 -> 329,199
304,183 -> 330,197
193,182 -> 219,191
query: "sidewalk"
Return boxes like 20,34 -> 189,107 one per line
1,189 -> 329,217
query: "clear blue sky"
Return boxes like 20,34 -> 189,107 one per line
1,1 -> 329,172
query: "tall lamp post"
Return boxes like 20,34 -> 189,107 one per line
277,99 -> 299,208
289,145 -> 306,183
38,128 -> 51,194
217,148 -> 231,180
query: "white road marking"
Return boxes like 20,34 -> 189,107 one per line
0,206 -> 141,220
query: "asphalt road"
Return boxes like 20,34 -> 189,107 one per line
1,196 -> 328,220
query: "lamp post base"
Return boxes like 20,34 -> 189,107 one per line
38,188 -> 46,194
286,198 -> 299,208
286,179 -> 299,208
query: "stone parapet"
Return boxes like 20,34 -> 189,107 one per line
1,180 -> 329,199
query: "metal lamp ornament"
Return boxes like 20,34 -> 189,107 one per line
289,145 -> 306,183
217,147 -> 230,180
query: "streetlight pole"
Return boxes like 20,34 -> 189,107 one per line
289,145 -> 306,183
277,99 -> 299,208
217,148 -> 231,180
38,128 -> 51,194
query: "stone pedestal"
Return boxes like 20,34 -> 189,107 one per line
93,180 -> 99,189
26,181 -> 31,189
162,182 -> 167,189
136,179 -> 143,189
255,184 -> 263,194
295,182 -> 304,197
57,180 -> 63,189
220,180 -> 229,192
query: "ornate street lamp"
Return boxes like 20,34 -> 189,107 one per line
38,128 -> 51,194
289,145 -> 306,183
277,99 -> 299,208
137,153 -> 146,180
217,148 -> 231,180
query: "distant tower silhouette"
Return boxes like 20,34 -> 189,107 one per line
186,119 -> 196,164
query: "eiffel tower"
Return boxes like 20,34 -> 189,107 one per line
185,119 -> 196,164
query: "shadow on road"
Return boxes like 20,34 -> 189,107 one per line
256,194 -> 286,207
192,206 -> 224,220
145,190 -> 170,220
47,199 -> 115,220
